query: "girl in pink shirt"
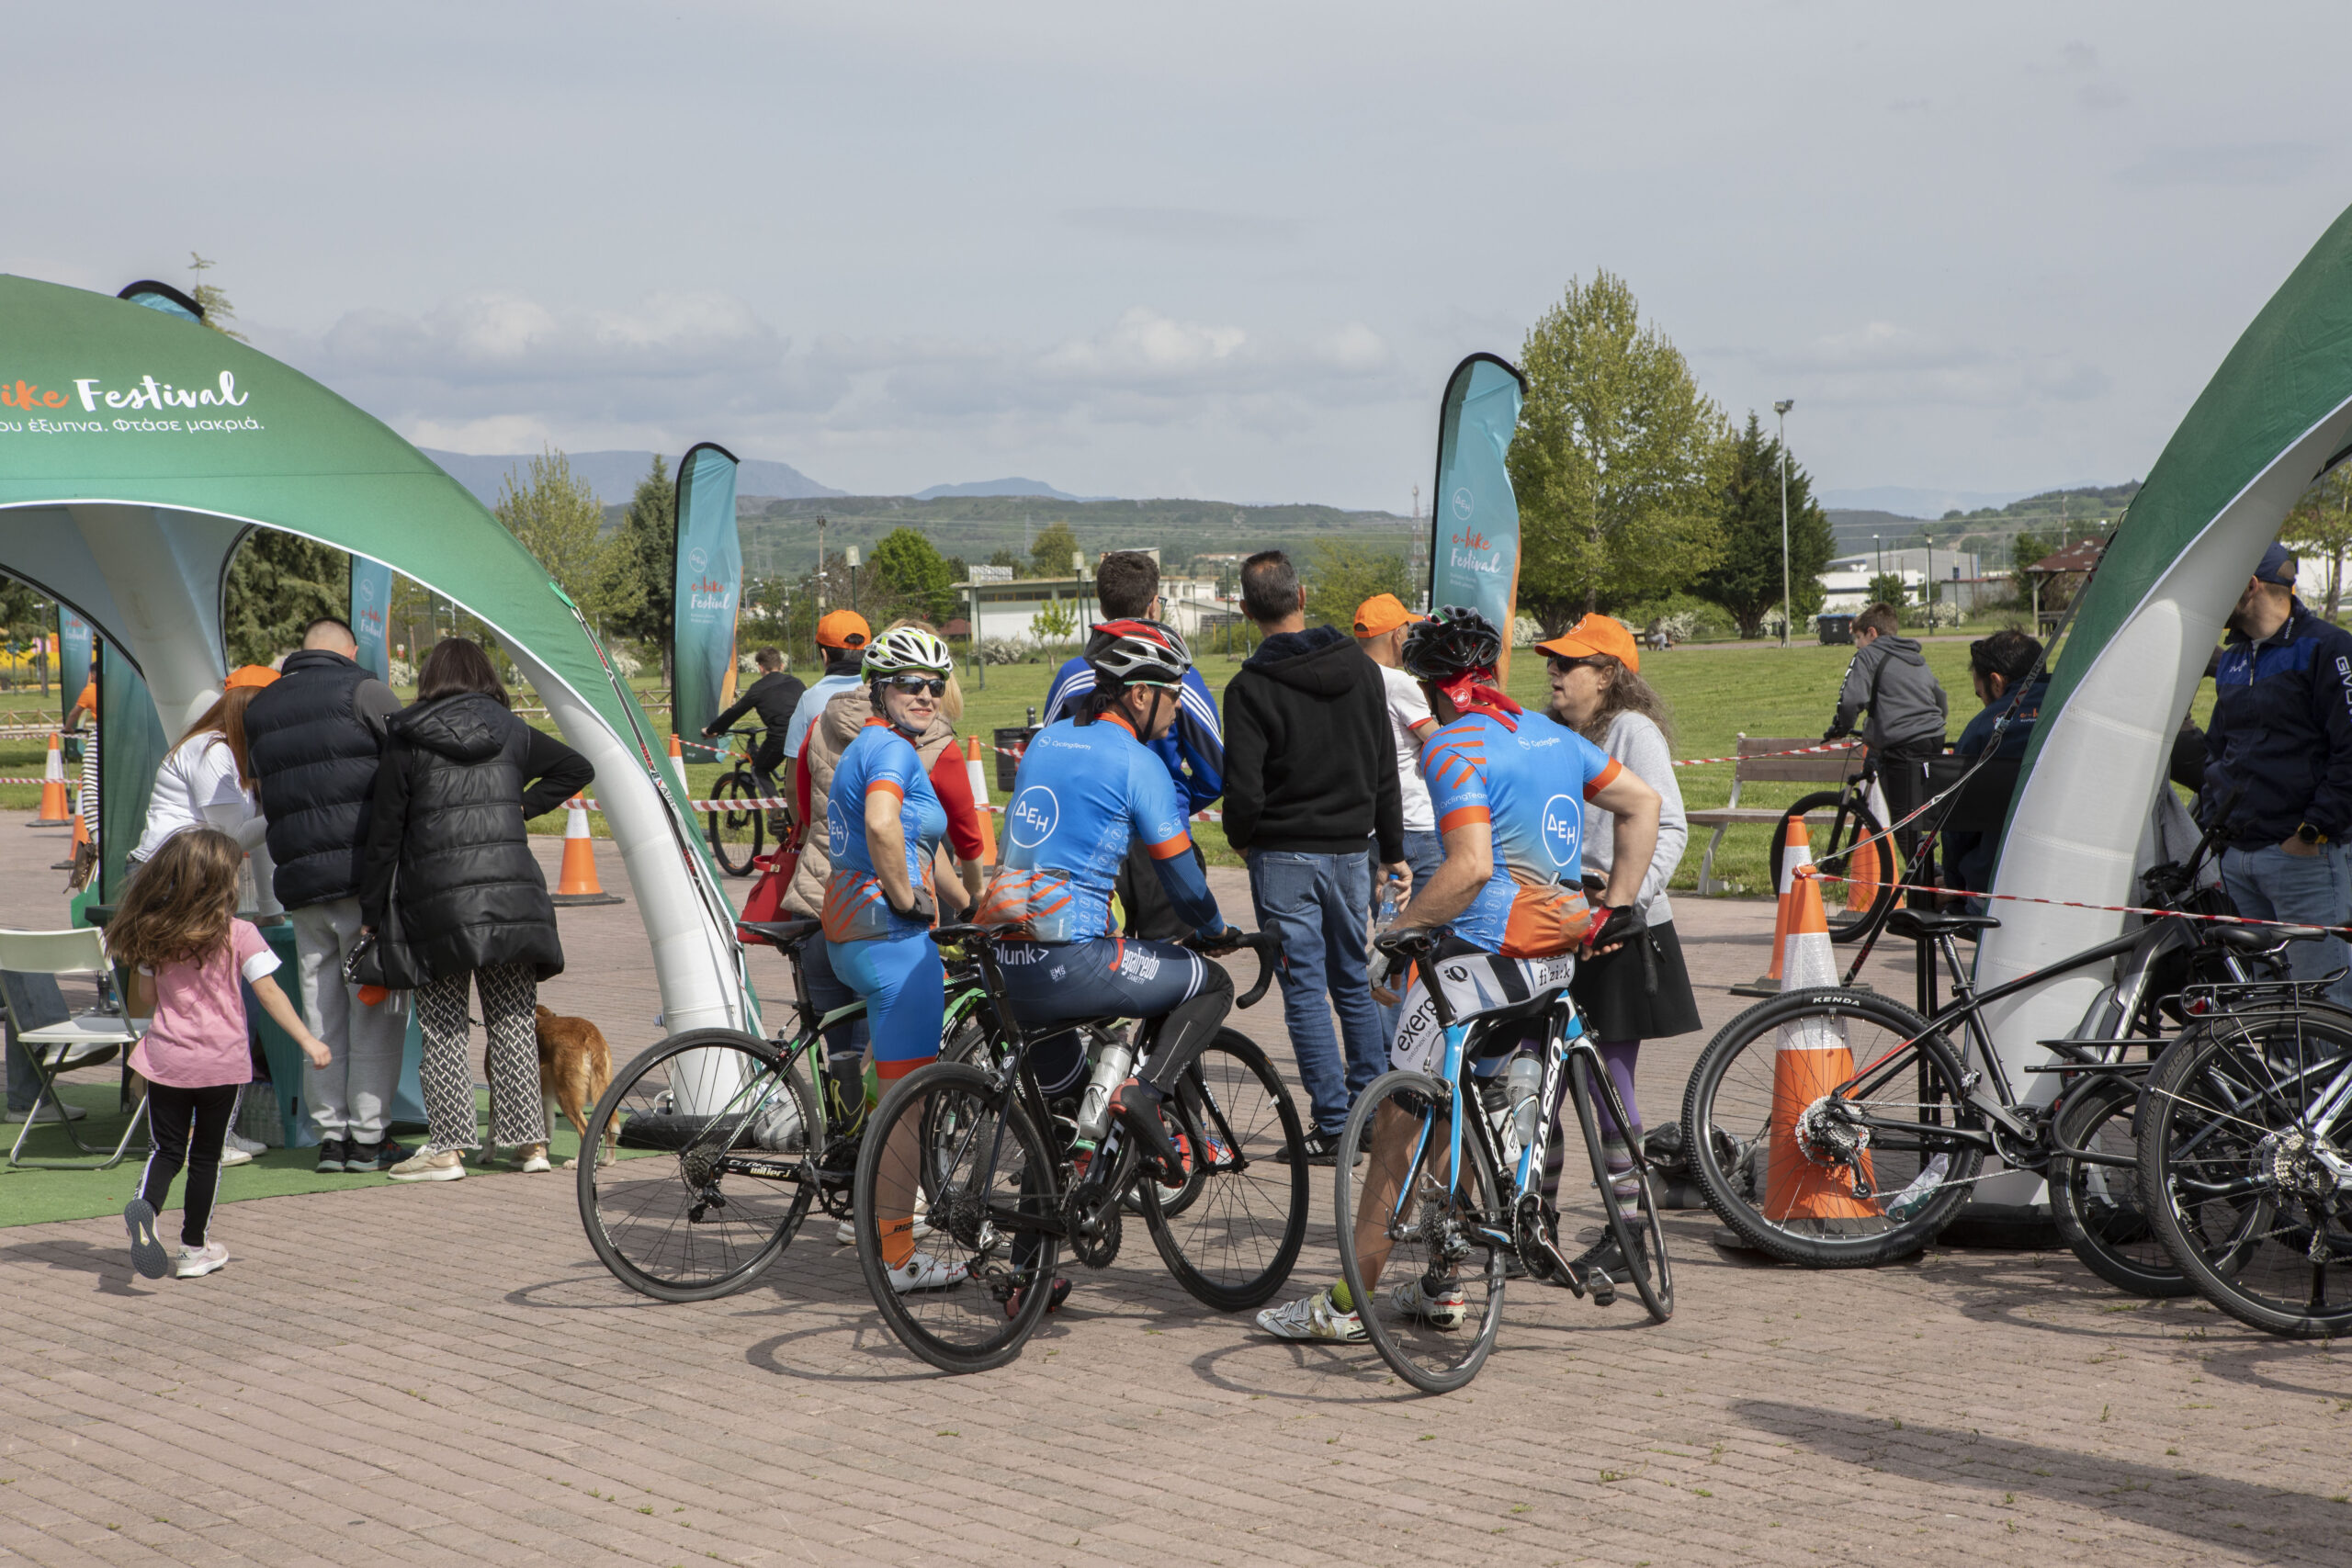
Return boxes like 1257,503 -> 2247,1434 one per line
110,829 -> 329,1280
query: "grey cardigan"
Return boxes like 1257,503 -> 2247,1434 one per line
1578,711 -> 1686,927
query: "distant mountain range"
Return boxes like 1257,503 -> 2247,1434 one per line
913,477 -> 1094,502
1818,486 -> 2037,520
419,448 -> 843,507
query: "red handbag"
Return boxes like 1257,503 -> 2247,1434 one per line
736,829 -> 803,946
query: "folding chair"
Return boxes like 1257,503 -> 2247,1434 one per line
2,928 -> 148,1170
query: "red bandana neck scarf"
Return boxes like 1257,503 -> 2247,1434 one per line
1435,672 -> 1521,730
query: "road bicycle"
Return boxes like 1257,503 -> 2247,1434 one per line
574,917 -> 994,1302
1681,867 -> 2320,1291
1769,754 -> 1900,945
2139,973 -> 2352,1337
703,726 -> 774,877
1332,930 -> 1673,1395
852,923 -> 1306,1373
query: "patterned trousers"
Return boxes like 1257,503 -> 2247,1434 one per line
413,962 -> 545,1151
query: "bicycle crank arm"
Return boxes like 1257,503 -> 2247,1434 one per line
982,1202 -> 1069,1239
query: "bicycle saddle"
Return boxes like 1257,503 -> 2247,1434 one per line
2211,922 -> 2329,951
737,918 -> 821,950
1883,908 -> 2001,942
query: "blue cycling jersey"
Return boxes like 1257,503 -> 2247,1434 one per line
977,711 -> 1221,942
822,719 -> 947,942
1421,709 -> 1620,956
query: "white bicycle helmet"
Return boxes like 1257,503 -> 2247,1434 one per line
1084,618 -> 1192,687
861,626 -> 955,681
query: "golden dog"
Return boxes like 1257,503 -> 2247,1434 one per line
530,1004 -> 614,1167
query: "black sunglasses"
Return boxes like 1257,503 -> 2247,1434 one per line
881,676 -> 947,697
1546,654 -> 1609,675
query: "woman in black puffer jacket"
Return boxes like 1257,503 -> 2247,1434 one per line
359,639 -> 593,1183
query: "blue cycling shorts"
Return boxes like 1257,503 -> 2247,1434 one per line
826,934 -> 944,1079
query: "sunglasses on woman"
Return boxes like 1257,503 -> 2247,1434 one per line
881,676 -> 948,697
1546,654 -> 1610,675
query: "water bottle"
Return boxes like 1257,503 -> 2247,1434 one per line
1505,1052 -> 1544,1168
1072,1035 -> 1136,1149
1884,1154 -> 1950,1221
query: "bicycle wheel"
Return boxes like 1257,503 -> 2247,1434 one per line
577,1029 -> 818,1302
1683,990 -> 1983,1265
2047,1076 -> 2190,1299
1772,790 -> 1896,943
706,770 -> 765,877
1336,1069 -> 1508,1395
1566,1050 -> 1673,1322
854,1061 -> 1061,1372
2139,1009 -> 2352,1337
1138,1029 -> 1310,1312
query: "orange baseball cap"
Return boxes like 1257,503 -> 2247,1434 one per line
1534,613 -> 1639,673
814,610 -> 871,649
1351,593 -> 1427,638
224,664 -> 280,689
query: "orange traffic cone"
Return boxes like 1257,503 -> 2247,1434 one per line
52,807 -> 87,871
31,732 -> 71,826
665,732 -> 691,799
965,736 -> 999,865
552,796 -> 624,906
1762,870 -> 1879,1226
1732,817 -> 1811,997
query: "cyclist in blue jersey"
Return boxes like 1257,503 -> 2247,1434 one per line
1257,606 -> 1662,1343
824,626 -> 966,1294
978,619 -> 1245,1189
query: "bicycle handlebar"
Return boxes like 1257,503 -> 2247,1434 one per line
1185,930 -> 1283,1009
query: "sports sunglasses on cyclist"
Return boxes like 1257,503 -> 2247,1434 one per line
880,676 -> 948,697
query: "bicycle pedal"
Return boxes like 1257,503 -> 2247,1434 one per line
1583,1268 -> 1619,1308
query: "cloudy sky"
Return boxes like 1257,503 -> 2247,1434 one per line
9,4 -> 2348,511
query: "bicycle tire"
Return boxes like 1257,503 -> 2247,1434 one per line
1336,1069 -> 1507,1395
2046,1076 -> 2190,1299
2138,1010 -> 2352,1338
577,1029 -> 818,1303
1567,1050 -> 1673,1322
1683,990 -> 1982,1266
1771,790 -> 1896,944
1138,1029 -> 1310,1312
855,1061 -> 1061,1372
706,769 -> 765,878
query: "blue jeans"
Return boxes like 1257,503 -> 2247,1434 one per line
2219,840 -> 2352,1008
797,934 -> 873,1107
1370,829 -> 1445,1044
1249,848 -> 1384,1136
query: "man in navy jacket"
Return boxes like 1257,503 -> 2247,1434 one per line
2202,543 -> 2352,1004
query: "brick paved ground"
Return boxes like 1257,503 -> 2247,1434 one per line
6,817 -> 2351,1566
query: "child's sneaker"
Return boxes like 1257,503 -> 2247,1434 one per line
173,1241 -> 229,1279
124,1199 -> 169,1280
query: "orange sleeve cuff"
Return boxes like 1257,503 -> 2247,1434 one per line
1438,805 -> 1491,834
865,778 -> 906,804
1582,759 -> 1623,801
1145,831 -> 1193,861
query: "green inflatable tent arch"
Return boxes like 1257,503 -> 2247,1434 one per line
1970,201 -> 2352,1212
0,273 -> 758,1043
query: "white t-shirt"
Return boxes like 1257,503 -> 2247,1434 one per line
1377,664 -> 1436,832
132,734 -> 257,863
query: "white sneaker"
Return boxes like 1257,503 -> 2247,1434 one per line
387,1147 -> 466,1183
173,1241 -> 229,1279
886,1250 -> 969,1292
223,1130 -> 267,1156
217,1144 -> 254,1168
516,1144 -> 552,1173
1255,1285 -> 1367,1343
1390,1274 -> 1470,1329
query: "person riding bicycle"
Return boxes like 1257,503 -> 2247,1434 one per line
703,646 -> 806,835
822,626 -> 967,1295
1255,606 -> 1661,1344
973,618 -> 1247,1305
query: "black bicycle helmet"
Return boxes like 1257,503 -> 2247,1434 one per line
1401,605 -> 1503,682
1084,618 -> 1193,687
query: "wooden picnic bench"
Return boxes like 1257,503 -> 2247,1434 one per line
1685,734 -> 1863,895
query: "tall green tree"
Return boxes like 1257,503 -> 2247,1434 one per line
1510,271 -> 1727,623
869,526 -> 957,622
495,448 -> 617,615
1691,412 -> 1837,637
601,455 -> 675,667
2282,468 -> 2352,618
1305,540 -> 1411,630
1030,521 -> 1080,579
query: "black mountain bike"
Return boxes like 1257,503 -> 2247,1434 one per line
705,726 -> 773,877
852,923 -> 1307,1373
1769,755 -> 1900,944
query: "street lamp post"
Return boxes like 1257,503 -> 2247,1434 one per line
1774,400 -> 1795,647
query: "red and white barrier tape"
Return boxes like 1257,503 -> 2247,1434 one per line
1800,866 -> 2351,939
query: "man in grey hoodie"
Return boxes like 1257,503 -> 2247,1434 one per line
1826,601 -> 1949,859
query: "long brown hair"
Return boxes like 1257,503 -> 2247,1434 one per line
1560,655 -> 1676,749
417,637 -> 509,707
107,828 -> 242,972
177,684 -> 264,788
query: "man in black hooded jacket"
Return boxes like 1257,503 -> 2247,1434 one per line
1223,550 -> 1407,1159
